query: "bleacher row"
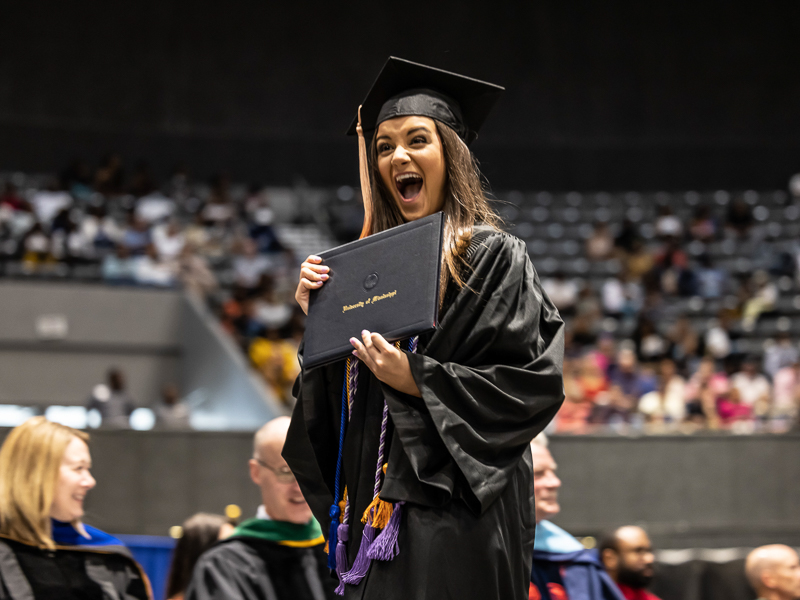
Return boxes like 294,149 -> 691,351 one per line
2,170 -> 799,365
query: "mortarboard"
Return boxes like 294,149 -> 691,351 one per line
349,57 -> 504,239
346,56 -> 504,145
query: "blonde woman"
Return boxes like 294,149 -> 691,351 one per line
0,416 -> 151,599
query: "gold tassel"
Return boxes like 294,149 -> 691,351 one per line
356,105 -> 373,240
338,486 -> 348,522
360,463 -> 394,529
361,495 -> 394,530
324,539 -> 329,554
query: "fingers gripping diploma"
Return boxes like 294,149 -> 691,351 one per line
350,330 -> 421,397
295,255 -> 329,315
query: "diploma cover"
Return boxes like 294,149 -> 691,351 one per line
303,212 -> 444,368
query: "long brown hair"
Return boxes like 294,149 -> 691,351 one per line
0,417 -> 89,549
166,512 -> 229,599
366,121 -> 500,296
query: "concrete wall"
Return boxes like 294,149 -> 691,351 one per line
0,281 -> 282,428
0,282 -> 181,405
549,434 -> 800,549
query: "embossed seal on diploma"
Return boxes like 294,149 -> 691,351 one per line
363,273 -> 379,290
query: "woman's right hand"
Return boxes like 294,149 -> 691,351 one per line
295,255 -> 329,315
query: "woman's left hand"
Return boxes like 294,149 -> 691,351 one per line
350,330 -> 421,397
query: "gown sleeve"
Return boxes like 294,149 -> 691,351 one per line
382,232 -> 565,515
185,543 -> 277,600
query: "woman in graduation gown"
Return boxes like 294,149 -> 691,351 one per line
283,57 -> 565,600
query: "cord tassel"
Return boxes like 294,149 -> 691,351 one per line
368,501 -> 403,561
360,493 -> 393,530
327,505 -> 341,569
333,523 -> 350,595
341,520 -> 377,585
356,105 -> 373,239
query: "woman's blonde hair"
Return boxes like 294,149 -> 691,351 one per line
0,416 -> 88,549
367,121 -> 500,298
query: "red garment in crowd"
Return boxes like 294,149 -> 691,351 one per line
617,583 -> 661,600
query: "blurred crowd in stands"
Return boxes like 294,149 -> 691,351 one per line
2,155 -> 800,434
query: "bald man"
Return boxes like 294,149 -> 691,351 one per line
746,545 -> 800,600
598,526 -> 660,600
187,417 -> 336,600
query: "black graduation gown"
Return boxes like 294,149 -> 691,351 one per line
283,229 -> 565,600
185,538 -> 336,600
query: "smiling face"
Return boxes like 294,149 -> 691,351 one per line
530,442 -> 561,523
249,418 -> 312,525
50,436 -> 96,523
375,115 -> 447,222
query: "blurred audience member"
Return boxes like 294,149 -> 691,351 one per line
201,174 -> 235,226
155,383 -> 192,430
745,545 -> 800,600
638,358 -> 686,429
626,240 -> 654,281
730,358 -> 772,421
233,238 -> 272,290
586,222 -> 614,261
121,214 -> 152,255
166,513 -> 233,600
529,436 -> 625,600
176,244 -> 218,299
579,352 -> 610,402
186,417 -> 335,600
602,273 -> 642,318
688,205 -> 717,241
695,255 -> 728,299
0,417 -> 150,599
726,198 -> 754,238
684,357 -> 728,429
136,190 -> 176,224
742,271 -> 778,330
654,205 -> 682,240
21,223 -> 54,268
249,328 -> 301,407
632,317 -> 667,363
773,360 -> 800,429
599,526 -> 660,600
764,333 -> 800,380
615,219 -> 639,254
610,348 -> 653,405
87,368 -> 135,428
153,219 -> 186,260
542,272 -> 579,315
705,315 -> 733,360
134,244 -> 177,287
0,181 -> 29,211
666,316 -> 701,372
555,359 -> 591,434
252,279 -> 293,331
103,244 -> 137,284
30,178 -> 72,225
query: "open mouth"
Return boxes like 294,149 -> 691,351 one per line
395,172 -> 423,201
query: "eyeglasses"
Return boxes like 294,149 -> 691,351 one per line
254,458 -> 297,484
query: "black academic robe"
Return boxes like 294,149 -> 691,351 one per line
0,536 -> 151,600
185,537 -> 336,600
283,229 -> 565,600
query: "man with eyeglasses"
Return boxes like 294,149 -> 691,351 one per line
186,416 -> 336,600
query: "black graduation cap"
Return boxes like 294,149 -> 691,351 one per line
346,57 -> 504,145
